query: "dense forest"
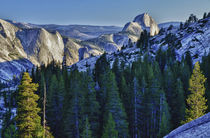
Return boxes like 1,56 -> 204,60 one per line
1,13 -> 210,138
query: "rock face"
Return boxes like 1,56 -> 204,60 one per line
122,22 -> 143,36
70,17 -> 210,76
0,13 -> 160,81
83,13 -> 160,54
150,17 -> 210,63
17,28 -> 65,65
164,113 -> 210,138
0,19 -> 66,80
123,13 -> 159,36
0,19 -> 27,63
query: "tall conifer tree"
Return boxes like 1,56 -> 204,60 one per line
81,117 -> 92,138
183,62 -> 207,124
102,71 -> 129,137
102,113 -> 118,138
16,72 -> 43,138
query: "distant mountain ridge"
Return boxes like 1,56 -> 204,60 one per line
70,17 -> 210,73
0,13 -> 172,81
6,20 -> 122,40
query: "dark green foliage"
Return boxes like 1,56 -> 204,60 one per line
81,72 -> 100,137
102,113 -> 118,138
62,70 -> 84,138
81,117 -> 92,138
158,92 -> 171,138
201,54 -> 210,112
136,30 -> 150,52
101,71 -> 129,137
185,51 -> 193,72
203,12 -> 207,19
47,74 -> 64,137
3,12 -> 210,137
164,67 -> 185,129
94,53 -> 110,86
7,26 -> 210,137
2,123 -> 17,138
186,14 -> 198,24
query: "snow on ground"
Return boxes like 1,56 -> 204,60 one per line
70,17 -> 210,73
70,46 -> 141,72
0,87 -> 17,131
0,59 -> 34,82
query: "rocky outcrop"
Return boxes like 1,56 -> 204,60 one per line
0,19 -> 65,80
64,38 -> 82,65
17,28 -> 65,65
123,13 -> 159,36
150,17 -> 210,63
0,13 -> 160,81
83,13 -> 160,55
122,22 -> 143,36
0,19 -> 27,63
164,113 -> 210,138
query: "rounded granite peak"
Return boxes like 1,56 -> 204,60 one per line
133,13 -> 155,27
123,13 -> 159,36
133,13 -> 149,23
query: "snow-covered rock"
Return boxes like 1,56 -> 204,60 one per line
164,113 -> 210,138
2,14 -> 209,82
70,46 -> 141,72
0,13 -> 160,82
82,13 -> 160,55
69,17 -> 210,73
150,17 -> 210,63
0,59 -> 33,81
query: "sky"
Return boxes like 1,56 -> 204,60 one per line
0,0 -> 210,26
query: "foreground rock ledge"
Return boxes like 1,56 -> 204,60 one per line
164,113 -> 210,138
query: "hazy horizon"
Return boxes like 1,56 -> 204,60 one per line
0,0 -> 210,26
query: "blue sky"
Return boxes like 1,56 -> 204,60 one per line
0,0 -> 210,26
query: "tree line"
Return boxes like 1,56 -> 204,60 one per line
1,47 -> 210,137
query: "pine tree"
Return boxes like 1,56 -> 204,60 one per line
132,77 -> 142,138
2,124 -> 16,138
47,75 -> 60,137
102,113 -> 118,138
81,117 -> 92,138
16,72 -> 43,138
82,72 -> 100,137
112,58 -> 121,84
203,12 -> 207,19
1,89 -> 16,138
63,70 -> 84,138
201,54 -> 210,112
173,79 -> 186,127
158,112 -> 169,138
102,71 -> 129,137
118,75 -> 132,136
180,59 -> 191,99
158,92 -> 171,138
94,53 -> 110,86
185,51 -> 193,72
183,62 -> 207,124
